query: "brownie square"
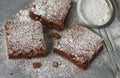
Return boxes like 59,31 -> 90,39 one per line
54,23 -> 103,69
29,0 -> 72,30
5,21 -> 46,59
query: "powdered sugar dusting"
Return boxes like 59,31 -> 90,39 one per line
0,0 -> 114,77
16,9 -> 32,22
0,26 -> 107,78
6,21 -> 45,52
31,0 -> 72,23
54,24 -> 103,64
81,0 -> 112,25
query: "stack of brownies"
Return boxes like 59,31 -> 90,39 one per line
4,0 -> 103,70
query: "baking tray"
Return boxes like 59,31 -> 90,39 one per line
0,0 -> 120,78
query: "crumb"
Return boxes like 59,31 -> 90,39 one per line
52,62 -> 59,68
51,32 -> 61,39
33,62 -> 42,68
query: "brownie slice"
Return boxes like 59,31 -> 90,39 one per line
54,23 -> 103,70
29,0 -> 72,30
5,21 -> 46,59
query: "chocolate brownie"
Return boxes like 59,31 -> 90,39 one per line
29,0 -> 72,30
5,21 -> 46,59
54,23 -> 103,70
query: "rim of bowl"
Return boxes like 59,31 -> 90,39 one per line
77,0 -> 116,29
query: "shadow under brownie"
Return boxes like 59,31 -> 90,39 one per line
54,23 -> 103,70
5,21 -> 46,59
29,0 -> 72,30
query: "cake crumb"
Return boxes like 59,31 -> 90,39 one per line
51,32 -> 61,39
52,62 -> 59,68
33,62 -> 42,68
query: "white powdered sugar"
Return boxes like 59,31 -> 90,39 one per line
16,9 -> 32,22
0,0 -> 113,77
80,0 -> 113,25
0,23 -> 107,78
31,0 -> 72,22
54,23 -> 103,64
6,21 -> 45,52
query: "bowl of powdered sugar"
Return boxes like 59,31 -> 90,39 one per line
77,0 -> 115,28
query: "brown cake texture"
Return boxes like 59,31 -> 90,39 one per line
52,62 -> 59,68
33,62 -> 42,68
29,0 -> 72,30
50,31 -> 61,39
5,21 -> 46,59
54,23 -> 103,70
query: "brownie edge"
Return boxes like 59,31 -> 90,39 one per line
54,45 -> 103,70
